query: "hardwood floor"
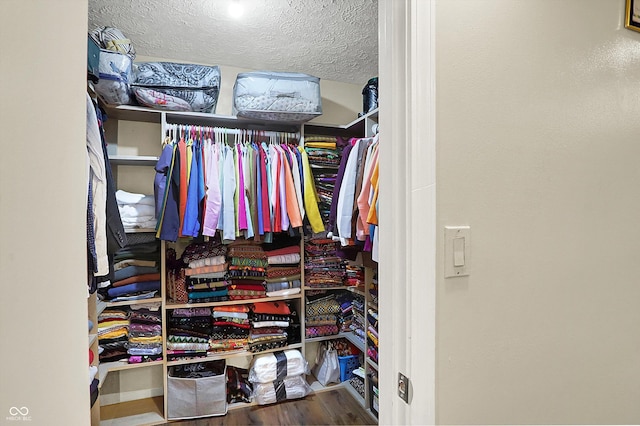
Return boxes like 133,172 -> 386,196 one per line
164,387 -> 376,426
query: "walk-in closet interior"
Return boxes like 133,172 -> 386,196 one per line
86,1 -> 380,423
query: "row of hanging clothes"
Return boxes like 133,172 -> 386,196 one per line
325,132 -> 380,262
154,124 -> 326,243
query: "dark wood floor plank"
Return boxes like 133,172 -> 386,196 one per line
165,387 -> 376,426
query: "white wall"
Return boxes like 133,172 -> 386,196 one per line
435,0 -> 640,424
0,1 -> 89,424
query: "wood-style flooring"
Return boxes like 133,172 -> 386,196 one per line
166,387 -> 376,426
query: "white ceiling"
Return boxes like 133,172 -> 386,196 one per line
88,0 -> 378,86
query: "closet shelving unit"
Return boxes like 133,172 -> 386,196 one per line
95,101 -> 379,424
301,110 -> 379,421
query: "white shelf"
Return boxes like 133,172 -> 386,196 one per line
166,343 -> 303,366
339,332 -> 366,353
305,335 -> 343,343
366,357 -> 378,370
342,376 -> 366,407
108,155 -> 159,166
303,286 -> 350,291
96,299 -> 108,317
308,378 -> 344,393
100,102 -> 299,131
124,227 -> 156,234
98,360 -> 163,389
165,293 -> 301,309
105,297 -> 163,308
99,411 -> 165,426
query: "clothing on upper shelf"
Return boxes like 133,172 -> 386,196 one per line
116,190 -> 157,230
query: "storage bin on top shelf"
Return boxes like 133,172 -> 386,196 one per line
132,62 -> 221,113
233,71 -> 322,123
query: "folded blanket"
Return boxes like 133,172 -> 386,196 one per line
188,255 -> 226,269
112,273 -> 161,288
305,325 -> 339,338
252,301 -> 291,315
185,263 -> 228,276
107,280 -> 161,299
266,288 -> 301,298
114,265 -> 160,282
267,253 -> 301,265
116,190 -> 155,206
118,203 -> 155,219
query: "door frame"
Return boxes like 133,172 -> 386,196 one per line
379,0 -> 437,424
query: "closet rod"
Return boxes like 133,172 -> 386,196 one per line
165,124 -> 299,139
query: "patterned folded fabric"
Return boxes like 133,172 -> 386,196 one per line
264,245 -> 300,257
264,279 -> 301,291
209,339 -> 248,352
187,289 -> 228,300
185,263 -> 228,276
214,305 -> 250,313
228,291 -> 267,300
129,311 -> 162,324
305,325 -> 339,338
227,244 -> 267,260
306,299 -> 341,316
266,266 -> 302,279
252,320 -> 290,328
248,337 -> 288,353
305,314 -> 338,326
213,311 -> 249,320
188,255 -> 226,269
172,307 -> 212,317
166,342 -> 210,351
267,253 -> 301,265
232,257 -> 269,268
228,282 -> 266,292
181,240 -> 227,263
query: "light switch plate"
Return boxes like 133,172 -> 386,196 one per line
445,226 -> 470,278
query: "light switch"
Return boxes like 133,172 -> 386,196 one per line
453,237 -> 465,266
445,226 -> 470,278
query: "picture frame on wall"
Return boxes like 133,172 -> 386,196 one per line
625,0 -> 640,32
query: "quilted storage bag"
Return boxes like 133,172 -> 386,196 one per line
94,50 -> 133,105
133,62 -> 221,113
233,71 -> 322,122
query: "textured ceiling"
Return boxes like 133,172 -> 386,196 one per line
88,0 -> 378,85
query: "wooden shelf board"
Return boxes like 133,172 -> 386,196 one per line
308,378 -> 344,393
303,286 -> 350,291
96,300 -> 108,317
100,102 -> 300,132
305,335 -> 343,344
99,360 -> 163,388
366,358 -> 379,370
165,293 -> 301,309
342,377 -> 366,407
105,297 -> 163,308
89,333 -> 98,346
347,286 -> 366,297
123,228 -> 156,234
166,343 -> 302,366
100,396 -> 164,426
108,155 -> 159,166
339,332 -> 366,353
